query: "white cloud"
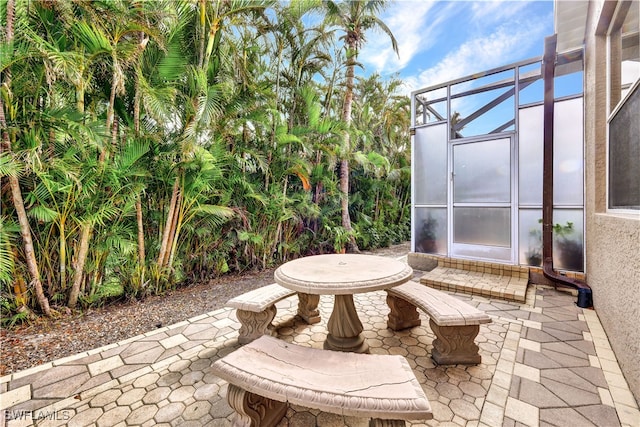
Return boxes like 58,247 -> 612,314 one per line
359,1 -> 452,75
470,0 -> 533,23
353,0 -> 553,99
405,10 -> 550,94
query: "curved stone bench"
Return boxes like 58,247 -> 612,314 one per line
386,281 -> 492,365
226,284 -> 297,344
211,335 -> 433,426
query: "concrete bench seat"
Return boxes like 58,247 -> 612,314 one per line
386,281 -> 492,365
226,284 -> 297,344
211,335 -> 433,426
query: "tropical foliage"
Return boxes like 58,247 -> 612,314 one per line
0,0 -> 411,321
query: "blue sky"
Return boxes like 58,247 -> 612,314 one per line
359,0 -> 555,95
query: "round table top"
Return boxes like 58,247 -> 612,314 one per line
274,254 -> 413,295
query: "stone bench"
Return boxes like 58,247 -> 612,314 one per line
211,335 -> 433,426
226,284 -> 297,344
386,281 -> 492,365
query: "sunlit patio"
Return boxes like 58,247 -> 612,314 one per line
1,250 -> 638,426
1,1 -> 637,425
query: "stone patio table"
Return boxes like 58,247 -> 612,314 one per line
274,254 -> 413,353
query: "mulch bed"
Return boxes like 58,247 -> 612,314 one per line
0,242 -> 410,376
0,269 -> 274,376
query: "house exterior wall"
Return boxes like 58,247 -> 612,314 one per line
583,0 -> 640,403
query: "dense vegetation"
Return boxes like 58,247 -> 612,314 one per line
0,0 -> 411,323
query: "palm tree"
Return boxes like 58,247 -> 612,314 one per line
294,85 -> 344,244
335,72 -> 411,249
156,0 -> 273,276
62,1 -> 162,308
1,0 -> 52,315
1,0 -> 417,315
323,0 -> 398,252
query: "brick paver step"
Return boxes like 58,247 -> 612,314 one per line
420,265 -> 529,303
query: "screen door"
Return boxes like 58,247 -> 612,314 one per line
451,137 -> 514,262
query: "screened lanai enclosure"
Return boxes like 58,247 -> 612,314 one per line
410,51 -> 585,271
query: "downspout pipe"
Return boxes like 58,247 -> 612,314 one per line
542,34 -> 593,309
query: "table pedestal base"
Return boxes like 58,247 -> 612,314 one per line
324,334 -> 369,353
325,295 -> 370,353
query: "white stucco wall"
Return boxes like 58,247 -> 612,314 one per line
587,215 -> 640,399
582,0 -> 640,403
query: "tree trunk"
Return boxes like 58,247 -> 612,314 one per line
136,197 -> 146,280
68,222 -> 92,309
107,56 -> 118,133
13,274 -> 28,310
76,81 -> 85,114
166,190 -> 182,269
158,178 -> 180,269
271,175 -> 289,267
4,0 -> 13,87
59,217 -> 67,290
340,51 -> 358,252
9,174 -> 52,315
102,54 -> 119,163
339,157 -> 351,228
2,134 -> 50,316
198,0 -> 206,69
1,1 -> 51,315
133,37 -> 146,284
133,75 -> 141,135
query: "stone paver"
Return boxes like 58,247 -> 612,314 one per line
418,258 -> 530,303
1,253 -> 638,426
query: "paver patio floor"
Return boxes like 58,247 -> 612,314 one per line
1,254 -> 638,426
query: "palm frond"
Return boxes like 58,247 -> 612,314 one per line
118,140 -> 150,170
192,205 -> 235,226
0,217 -> 19,284
28,205 -> 59,223
71,21 -> 112,55
0,154 -> 23,178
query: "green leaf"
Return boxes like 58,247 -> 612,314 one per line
28,205 -> 59,223
193,204 -> 235,219
0,154 -> 22,178
72,21 -> 112,54
0,217 -> 19,284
